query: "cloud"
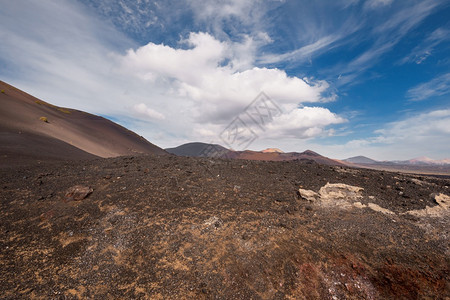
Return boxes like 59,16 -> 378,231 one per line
119,32 -> 336,126
186,0 -> 274,38
335,41 -> 396,83
374,109 -> 450,139
188,0 -> 259,22
3,0 -> 448,160
373,1 -> 439,36
133,103 -> 165,120
0,1 -> 343,149
406,73 -> 450,101
266,107 -> 347,139
80,0 -> 175,38
332,0 -> 442,86
82,0 -> 447,93
400,28 -> 450,64
259,35 -> 340,65
364,0 -> 393,9
0,1 -> 136,111
324,109 -> 450,160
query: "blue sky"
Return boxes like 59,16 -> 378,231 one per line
1,0 -> 449,160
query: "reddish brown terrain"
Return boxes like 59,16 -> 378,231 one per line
1,154 -> 449,299
0,81 -> 166,166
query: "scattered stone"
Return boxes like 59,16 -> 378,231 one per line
299,183 -> 365,209
300,182 -> 397,216
233,185 -> 241,193
318,183 -> 364,208
242,232 -> 250,240
353,202 -> 366,209
203,216 -> 223,230
411,178 -> 428,186
64,185 -> 93,201
319,183 -> 363,201
298,188 -> 319,202
353,201 -> 395,215
367,203 -> 395,215
406,193 -> 450,218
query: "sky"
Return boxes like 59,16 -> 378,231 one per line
1,0 -> 449,160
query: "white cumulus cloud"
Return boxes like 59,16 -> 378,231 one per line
266,107 -> 347,139
133,103 -> 165,120
120,32 -> 335,126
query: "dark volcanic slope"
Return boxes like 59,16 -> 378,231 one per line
1,155 -> 449,299
166,142 -> 230,157
0,81 -> 167,164
344,156 -> 378,164
0,131 -> 97,166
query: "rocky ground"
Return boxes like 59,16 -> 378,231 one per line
1,154 -> 449,299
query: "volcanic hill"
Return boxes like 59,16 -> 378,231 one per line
0,81 -> 166,166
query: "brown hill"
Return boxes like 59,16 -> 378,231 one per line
0,81 -> 167,165
228,149 -> 346,166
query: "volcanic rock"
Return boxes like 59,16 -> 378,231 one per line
64,185 -> 93,201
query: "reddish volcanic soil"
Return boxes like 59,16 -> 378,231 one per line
1,154 -> 449,299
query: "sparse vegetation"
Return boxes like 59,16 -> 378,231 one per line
35,100 -> 71,114
58,108 -> 71,114
39,116 -> 49,123
1,89 -> 5,94
35,100 -> 55,108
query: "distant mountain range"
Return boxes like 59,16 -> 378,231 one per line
344,156 -> 450,166
397,157 -> 450,166
343,155 -> 450,176
166,143 -> 450,175
166,143 -> 345,166
167,143 -> 450,168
